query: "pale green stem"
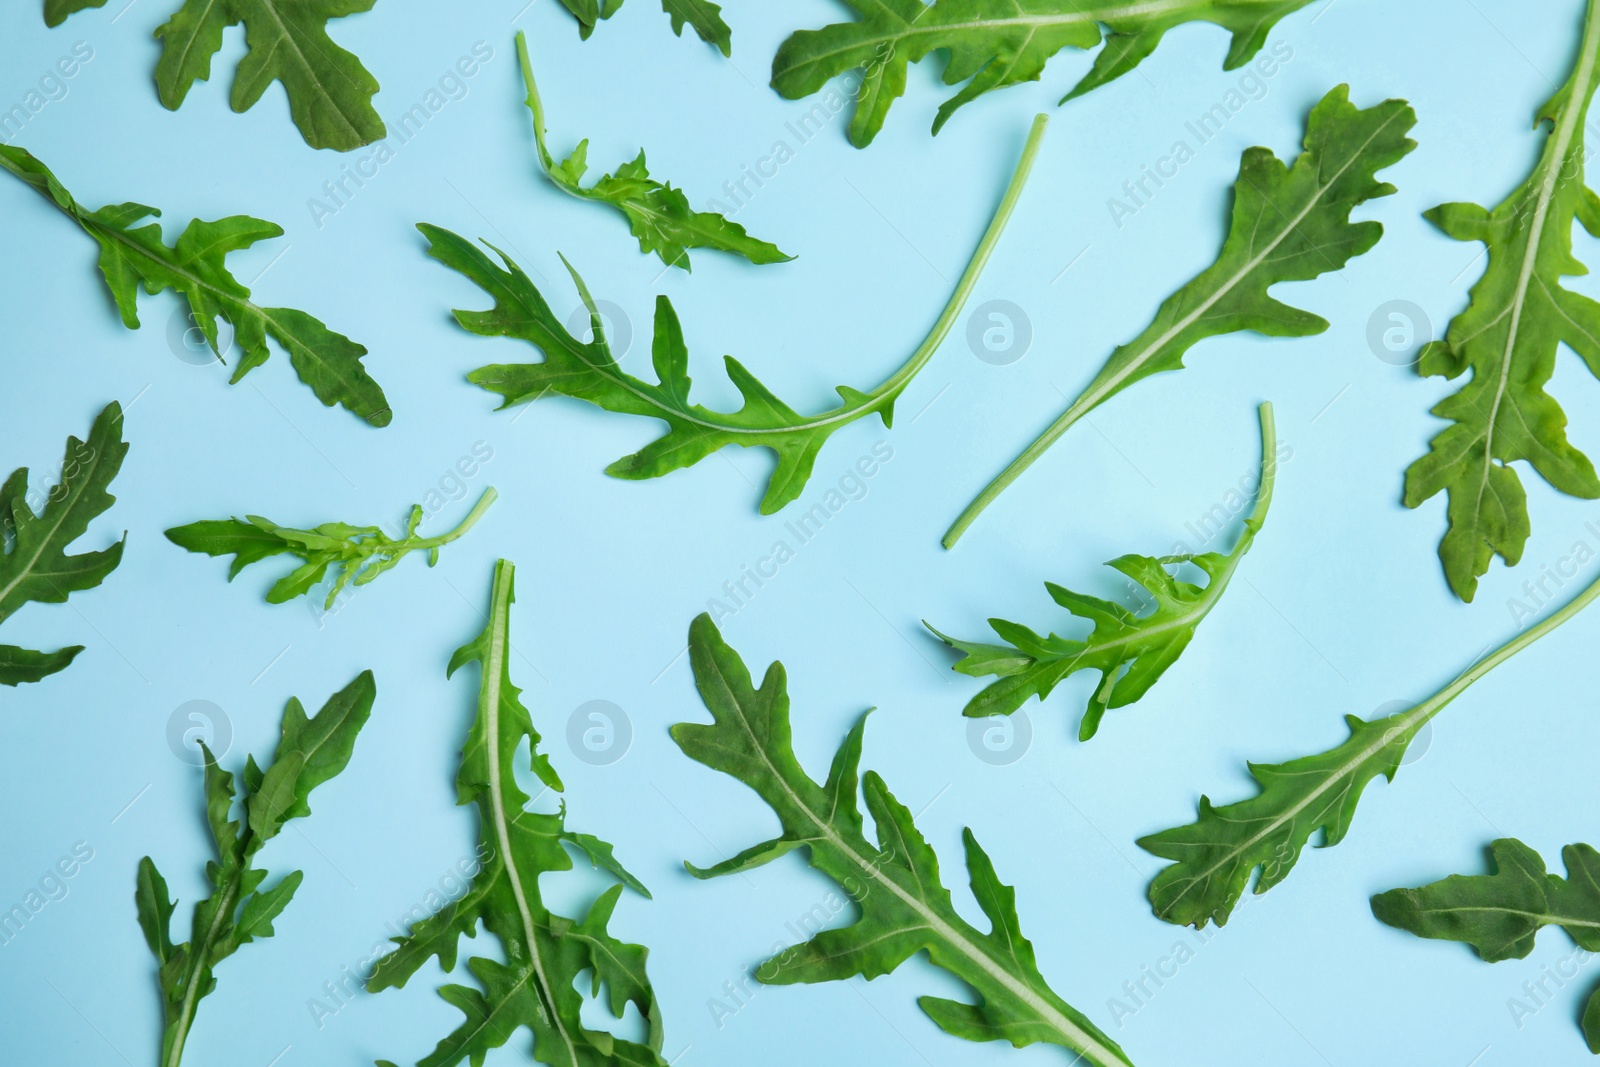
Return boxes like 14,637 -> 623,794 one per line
411,487 -> 498,550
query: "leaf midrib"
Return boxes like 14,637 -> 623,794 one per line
0,438 -> 112,617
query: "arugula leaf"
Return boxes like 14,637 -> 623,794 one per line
1403,4 -> 1600,603
0,145 -> 390,427
0,402 -> 126,687
555,0 -> 732,53
424,114 -> 1045,514
517,32 -> 788,271
165,488 -> 496,609
673,614 -> 1136,1067
43,0 -> 384,151
138,671 -> 375,1067
368,559 -> 663,1067
773,0 -> 1314,147
1371,839 -> 1600,1051
1138,567 -> 1600,930
932,403 -> 1274,740
945,86 -> 1415,546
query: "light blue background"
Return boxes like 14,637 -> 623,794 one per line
4,1 -> 1600,1065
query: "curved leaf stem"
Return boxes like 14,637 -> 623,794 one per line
412,487 -> 498,550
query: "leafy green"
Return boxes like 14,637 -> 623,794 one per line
672,614 -> 1136,1067
1403,4 -> 1600,602
1372,839 -> 1600,1052
772,0 -> 1314,147
932,403 -> 1274,740
368,559 -> 663,1067
137,671 -> 375,1067
43,0 -> 384,151
1139,568 -> 1600,930
0,403 -> 126,687
0,146 -> 390,426
423,114 -> 1045,514
555,0 -> 732,53
517,31 -> 789,271
944,86 -> 1415,546
165,488 -> 496,609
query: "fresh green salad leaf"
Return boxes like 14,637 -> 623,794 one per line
165,488 -> 495,609
1404,1 -> 1600,602
945,86 -> 1415,546
773,0 -> 1314,147
368,559 -> 663,1067
44,0 -> 384,151
932,403 -> 1275,740
1139,567 -> 1600,930
1372,839 -> 1600,1052
556,0 -> 732,53
138,671 -> 375,1067
517,32 -> 789,271
672,614 -> 1136,1067
424,114 -> 1045,514
0,403 -> 126,687
0,146 -> 390,426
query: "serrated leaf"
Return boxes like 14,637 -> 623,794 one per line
516,32 -> 787,270
166,488 -> 496,608
1139,573 -> 1600,930
369,560 -> 663,1067
934,404 -> 1275,739
0,146 -> 390,426
421,113 -> 1044,515
555,0 -> 731,52
1403,6 -> 1600,602
945,86 -> 1415,545
0,402 -> 126,687
772,0 -> 1313,147
672,614 -> 1135,1067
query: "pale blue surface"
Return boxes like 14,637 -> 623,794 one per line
4,1 -> 1600,1065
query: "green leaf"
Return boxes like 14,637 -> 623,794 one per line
934,404 -> 1275,740
1372,839 -> 1600,1053
672,614 -> 1136,1067
1139,571 -> 1600,930
138,673 -> 374,1067
516,32 -> 787,271
771,0 -> 1315,147
423,113 -> 1046,515
555,0 -> 731,52
945,86 -> 1416,545
166,489 -> 496,608
369,560 -> 663,1067
1403,4 -> 1600,602
43,0 -> 105,27
0,146 -> 390,427
0,402 -> 126,687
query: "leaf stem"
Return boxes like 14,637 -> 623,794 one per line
516,30 -> 574,196
412,487 -> 498,550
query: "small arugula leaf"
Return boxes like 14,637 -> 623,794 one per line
0,145 -> 390,426
945,86 -> 1415,545
1139,570 -> 1600,930
673,614 -> 1136,1067
517,32 -> 787,270
933,403 -> 1275,740
1371,839 -> 1600,1052
368,560 -> 663,1067
772,0 -> 1314,147
138,671 -> 374,1067
1404,3 -> 1600,602
0,402 -> 126,687
166,488 -> 496,609
425,114 -> 1045,514
43,0 -> 105,26
555,0 -> 731,52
